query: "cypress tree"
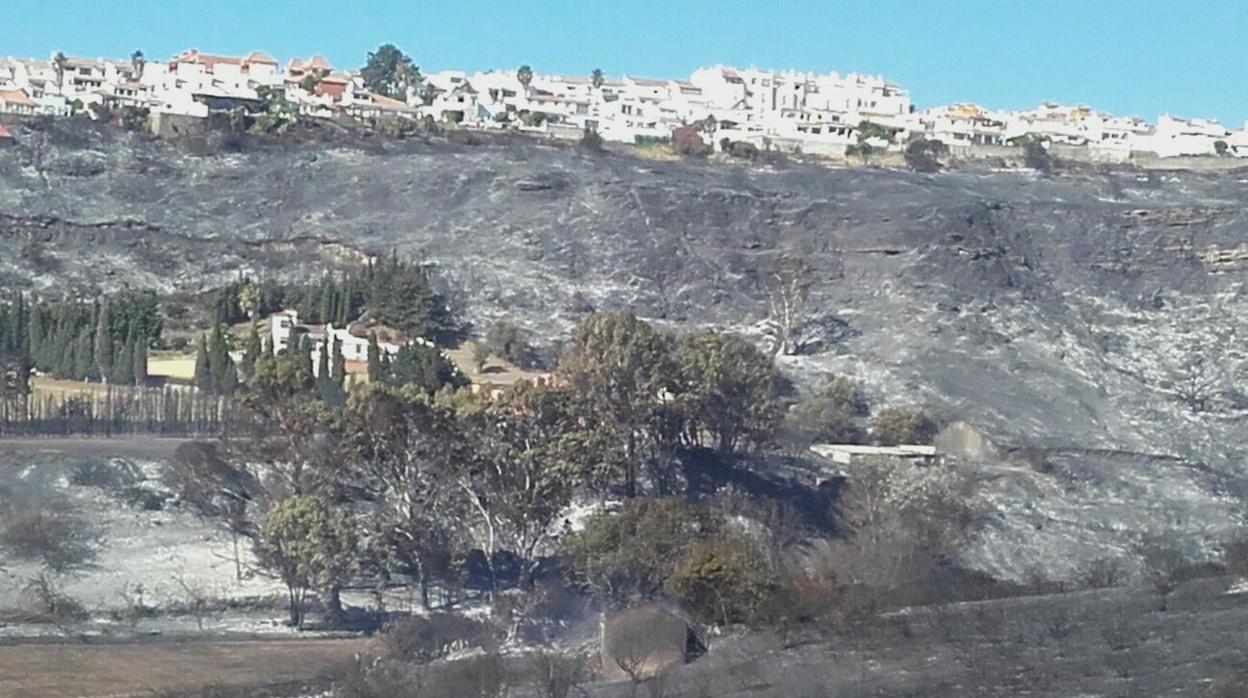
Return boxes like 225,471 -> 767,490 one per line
194,334 -> 211,391
295,334 -> 314,385
27,303 -> 45,371
95,301 -> 114,381
366,334 -> 382,383
240,321 -> 261,382
132,332 -> 147,385
316,337 -> 330,384
73,326 -> 93,379
331,335 -> 345,387
115,330 -> 134,385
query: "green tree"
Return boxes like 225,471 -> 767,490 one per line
664,531 -> 779,625
591,68 -> 604,90
559,312 -> 678,496
871,407 -> 939,446
903,137 -> 949,173
52,52 -> 67,90
94,301 -> 113,380
240,321 -> 262,382
471,342 -> 490,373
365,256 -> 453,340
130,49 -> 145,79
784,374 -> 870,444
517,65 -> 534,93
675,330 -> 783,453
385,343 -> 467,395
560,497 -> 719,607
456,383 -> 584,588
366,334 -> 383,382
131,330 -> 147,385
213,322 -> 237,395
361,43 -> 419,99
255,495 -> 357,628
336,385 -> 464,609
194,334 -> 211,391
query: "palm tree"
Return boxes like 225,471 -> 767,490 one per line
130,50 -> 145,79
396,62 -> 422,100
516,64 -> 533,94
52,52 -> 68,91
591,68 -> 604,90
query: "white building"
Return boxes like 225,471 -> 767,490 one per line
1139,115 -> 1229,157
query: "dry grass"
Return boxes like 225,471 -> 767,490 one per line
148,353 -> 197,381
28,376 -> 118,401
0,638 -> 368,698
446,341 -> 551,387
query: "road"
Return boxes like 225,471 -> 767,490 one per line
0,637 -> 368,698
0,436 -> 190,462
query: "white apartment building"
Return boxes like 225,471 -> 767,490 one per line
1142,115 -> 1230,157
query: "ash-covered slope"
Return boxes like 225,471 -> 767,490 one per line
3,121 -> 1247,578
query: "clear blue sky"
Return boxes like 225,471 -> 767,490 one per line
2,0 -> 1246,124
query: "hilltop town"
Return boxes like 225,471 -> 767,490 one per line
1,45 -> 1246,162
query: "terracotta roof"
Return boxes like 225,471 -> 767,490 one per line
0,89 -> 35,106
306,55 -> 332,71
0,124 -> 13,139
246,51 -> 278,65
358,91 -> 413,111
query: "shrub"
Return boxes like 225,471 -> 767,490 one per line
1023,139 -> 1053,172
70,458 -> 141,490
442,110 -> 464,125
519,110 -> 548,127
579,128 -> 604,153
379,613 -> 500,661
1080,557 -> 1125,589
0,501 -> 97,571
784,374 -> 870,444
486,321 -> 535,369
14,573 -> 88,624
672,127 -> 709,157
664,531 -> 779,626
903,137 -> 949,173
726,141 -> 759,160
871,407 -> 940,446
560,498 -> 720,607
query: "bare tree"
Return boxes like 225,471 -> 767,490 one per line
1169,354 -> 1221,413
762,255 -> 814,356
1136,537 -> 1186,612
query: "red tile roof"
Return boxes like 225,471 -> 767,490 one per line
0,89 -> 35,106
0,124 -> 13,140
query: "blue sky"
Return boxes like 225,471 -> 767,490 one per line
2,0 -> 1246,124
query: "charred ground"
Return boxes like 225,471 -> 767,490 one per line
2,118 -> 1248,582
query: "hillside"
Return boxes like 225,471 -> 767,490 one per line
2,119 -> 1248,581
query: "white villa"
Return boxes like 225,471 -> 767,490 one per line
269,310 -> 415,378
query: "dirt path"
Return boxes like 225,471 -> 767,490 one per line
0,637 -> 369,698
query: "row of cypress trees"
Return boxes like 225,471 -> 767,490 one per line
0,291 -> 159,390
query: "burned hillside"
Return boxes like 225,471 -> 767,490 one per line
3,120 -> 1248,582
